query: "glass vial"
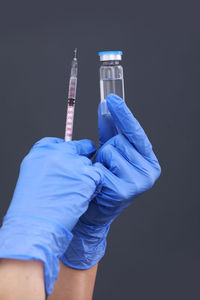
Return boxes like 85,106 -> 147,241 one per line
98,51 -> 125,115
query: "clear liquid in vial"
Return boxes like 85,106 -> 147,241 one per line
100,78 -> 124,115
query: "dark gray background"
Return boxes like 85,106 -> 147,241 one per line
0,0 -> 200,299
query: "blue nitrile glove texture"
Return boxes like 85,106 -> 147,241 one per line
0,137 -> 103,294
61,94 -> 161,269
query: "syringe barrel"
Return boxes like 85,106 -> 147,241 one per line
68,76 -> 77,99
99,51 -> 125,115
68,59 -> 78,100
70,59 -> 78,77
65,53 -> 78,142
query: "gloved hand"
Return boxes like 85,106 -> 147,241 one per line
61,94 -> 161,269
0,137 -> 103,294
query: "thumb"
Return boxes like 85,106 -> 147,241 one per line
98,102 -> 119,148
72,139 -> 96,158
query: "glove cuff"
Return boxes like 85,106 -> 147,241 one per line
60,221 -> 110,269
0,216 -> 73,295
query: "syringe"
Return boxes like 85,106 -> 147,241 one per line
65,49 -> 78,141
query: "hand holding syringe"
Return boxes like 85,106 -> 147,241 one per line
65,49 -> 78,141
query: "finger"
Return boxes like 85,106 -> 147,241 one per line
96,144 -> 137,181
98,102 -> 119,148
93,162 -> 129,207
96,142 -> 161,194
110,134 -> 158,164
33,137 -> 64,147
68,139 -> 96,158
93,162 -> 121,202
106,94 -> 153,157
84,164 -> 104,187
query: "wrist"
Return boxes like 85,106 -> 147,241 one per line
0,259 -> 45,299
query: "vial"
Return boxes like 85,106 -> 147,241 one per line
98,51 -> 125,115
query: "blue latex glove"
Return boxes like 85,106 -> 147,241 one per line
0,137 -> 103,294
61,94 -> 161,269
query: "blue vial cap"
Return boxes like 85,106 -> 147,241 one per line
98,51 -> 123,56
98,51 -> 123,61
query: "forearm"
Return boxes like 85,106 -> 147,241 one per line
48,261 -> 98,300
0,259 -> 45,300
